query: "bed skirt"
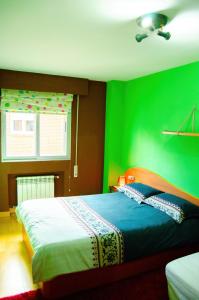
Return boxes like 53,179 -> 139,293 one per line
41,243 -> 199,299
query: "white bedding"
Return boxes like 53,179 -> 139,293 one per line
17,197 -> 123,283
166,252 -> 199,300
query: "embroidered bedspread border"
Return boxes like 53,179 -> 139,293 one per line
60,197 -> 124,268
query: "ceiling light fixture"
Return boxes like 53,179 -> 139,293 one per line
135,13 -> 171,42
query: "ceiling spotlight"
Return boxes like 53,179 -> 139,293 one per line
157,30 -> 171,40
135,33 -> 148,43
135,13 -> 171,42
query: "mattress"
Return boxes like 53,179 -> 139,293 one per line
166,252 -> 199,300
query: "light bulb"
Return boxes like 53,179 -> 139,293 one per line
141,16 -> 153,28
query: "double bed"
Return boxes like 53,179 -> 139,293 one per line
17,168 -> 199,299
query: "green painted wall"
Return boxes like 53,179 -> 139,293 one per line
103,81 -> 125,192
104,61 -> 199,196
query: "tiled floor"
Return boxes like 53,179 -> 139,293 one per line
0,215 -> 38,297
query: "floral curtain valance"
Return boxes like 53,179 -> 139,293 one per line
0,89 -> 73,114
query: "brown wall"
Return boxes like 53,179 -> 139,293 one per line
0,70 -> 106,211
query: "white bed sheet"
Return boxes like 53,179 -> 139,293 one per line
166,252 -> 199,300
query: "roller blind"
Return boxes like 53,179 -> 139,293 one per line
0,89 -> 73,114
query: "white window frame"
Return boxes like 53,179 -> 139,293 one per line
1,111 -> 71,162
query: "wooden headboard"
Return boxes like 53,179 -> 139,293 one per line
125,167 -> 199,206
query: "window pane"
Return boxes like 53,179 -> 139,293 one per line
13,120 -> 22,131
26,120 -> 34,132
39,114 -> 66,157
5,112 -> 36,157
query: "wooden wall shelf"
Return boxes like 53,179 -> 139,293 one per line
162,130 -> 199,137
162,107 -> 199,137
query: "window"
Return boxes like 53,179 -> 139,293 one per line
1,88 -> 73,162
2,111 -> 71,161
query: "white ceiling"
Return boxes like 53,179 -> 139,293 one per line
0,0 -> 199,81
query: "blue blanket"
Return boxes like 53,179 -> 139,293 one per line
83,192 -> 199,261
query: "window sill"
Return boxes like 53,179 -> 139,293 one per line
2,156 -> 70,163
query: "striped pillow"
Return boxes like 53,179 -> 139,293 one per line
144,193 -> 199,223
118,183 -> 162,204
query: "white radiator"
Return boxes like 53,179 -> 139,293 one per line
17,175 -> 55,204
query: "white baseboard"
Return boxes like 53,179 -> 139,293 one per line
0,211 -> 10,217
